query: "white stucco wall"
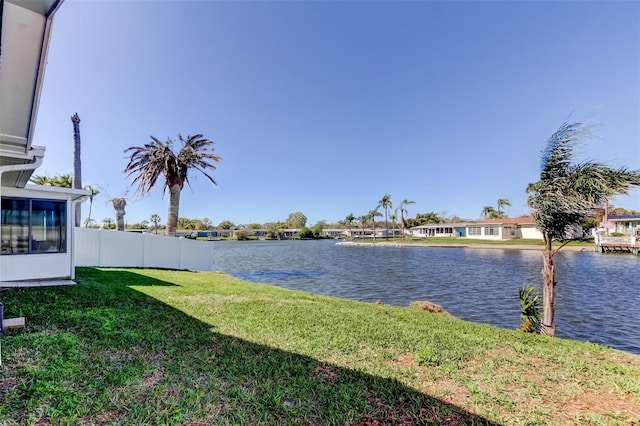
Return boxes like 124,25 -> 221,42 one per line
519,225 -> 543,239
1,185 -> 86,282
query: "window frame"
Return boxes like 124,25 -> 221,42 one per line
1,196 -> 67,255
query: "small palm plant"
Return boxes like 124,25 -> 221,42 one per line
518,285 -> 542,333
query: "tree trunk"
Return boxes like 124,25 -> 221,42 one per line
112,198 -> 127,232
71,113 -> 82,227
166,185 -> 181,237
541,245 -> 556,336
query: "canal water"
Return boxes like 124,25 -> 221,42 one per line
211,239 -> 640,354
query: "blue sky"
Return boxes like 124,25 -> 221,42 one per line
33,0 -> 640,227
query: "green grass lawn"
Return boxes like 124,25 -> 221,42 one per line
357,237 -> 595,247
0,267 -> 637,425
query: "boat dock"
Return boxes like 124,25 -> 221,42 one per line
595,235 -> 639,255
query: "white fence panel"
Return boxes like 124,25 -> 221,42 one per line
100,231 -> 145,267
75,228 -> 214,271
74,228 -> 101,267
180,237 -> 214,271
143,232 -> 181,269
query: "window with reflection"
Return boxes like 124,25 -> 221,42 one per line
1,197 -> 66,255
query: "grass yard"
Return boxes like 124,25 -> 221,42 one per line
0,267 -> 638,425
361,237 -> 595,247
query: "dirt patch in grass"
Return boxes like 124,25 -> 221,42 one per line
562,387 -> 640,421
597,351 -> 640,367
142,366 -> 164,388
312,363 -> 339,384
0,376 -> 18,396
390,352 -> 419,369
89,409 -> 127,424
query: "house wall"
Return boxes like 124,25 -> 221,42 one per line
614,221 -> 640,236
465,225 -> 503,240
519,225 -> 543,239
75,228 -> 213,271
410,226 -> 464,238
1,186 -> 76,281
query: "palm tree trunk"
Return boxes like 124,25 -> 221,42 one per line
112,198 -> 127,232
384,210 -> 388,240
541,240 -> 556,336
166,185 -> 181,237
71,113 -> 82,227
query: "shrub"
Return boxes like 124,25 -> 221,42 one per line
519,285 -> 541,333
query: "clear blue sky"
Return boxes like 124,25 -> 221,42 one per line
33,0 -> 640,227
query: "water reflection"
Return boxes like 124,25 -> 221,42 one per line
211,240 -> 640,354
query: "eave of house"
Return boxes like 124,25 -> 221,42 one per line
0,0 -> 64,187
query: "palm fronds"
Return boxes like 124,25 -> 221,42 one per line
519,285 -> 541,333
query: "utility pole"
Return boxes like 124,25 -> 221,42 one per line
71,113 -> 82,227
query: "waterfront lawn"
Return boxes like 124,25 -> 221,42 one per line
377,237 -> 595,246
0,268 -> 638,425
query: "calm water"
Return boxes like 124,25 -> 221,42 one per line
211,239 -> 640,354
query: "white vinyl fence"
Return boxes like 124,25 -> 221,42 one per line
75,228 -> 214,271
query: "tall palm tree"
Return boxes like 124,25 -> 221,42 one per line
390,213 -> 398,238
124,134 -> 222,237
497,198 -> 511,218
71,113 -> 83,227
378,194 -> 392,239
150,214 -> 161,234
527,122 -> 640,337
83,185 -> 100,227
357,214 -> 368,239
396,199 -> 415,238
344,213 -> 355,239
369,208 -> 382,240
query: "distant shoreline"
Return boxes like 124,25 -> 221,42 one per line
336,240 -> 596,252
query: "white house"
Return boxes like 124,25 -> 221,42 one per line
605,215 -> 640,236
1,0 -> 90,285
409,223 -> 467,238
465,217 -> 543,240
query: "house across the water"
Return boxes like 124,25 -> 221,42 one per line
409,217 -> 545,240
604,215 -> 640,236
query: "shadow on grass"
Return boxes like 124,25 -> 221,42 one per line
0,267 -> 500,425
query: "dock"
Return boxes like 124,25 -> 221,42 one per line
595,235 -> 639,255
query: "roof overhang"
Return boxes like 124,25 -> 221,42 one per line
0,0 -> 64,187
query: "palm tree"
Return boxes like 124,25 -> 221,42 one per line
150,214 -> 161,234
390,213 -> 398,238
102,217 -> 114,229
369,208 -> 382,240
396,199 -> 415,238
343,213 -> 355,239
497,198 -> 511,218
124,134 -> 222,237
357,214 -> 368,239
71,113 -> 83,227
83,185 -> 100,227
378,194 -> 392,239
30,173 -> 74,189
111,198 -> 127,231
51,174 -> 73,188
527,122 -> 640,336
481,205 -> 498,219
30,174 -> 52,185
